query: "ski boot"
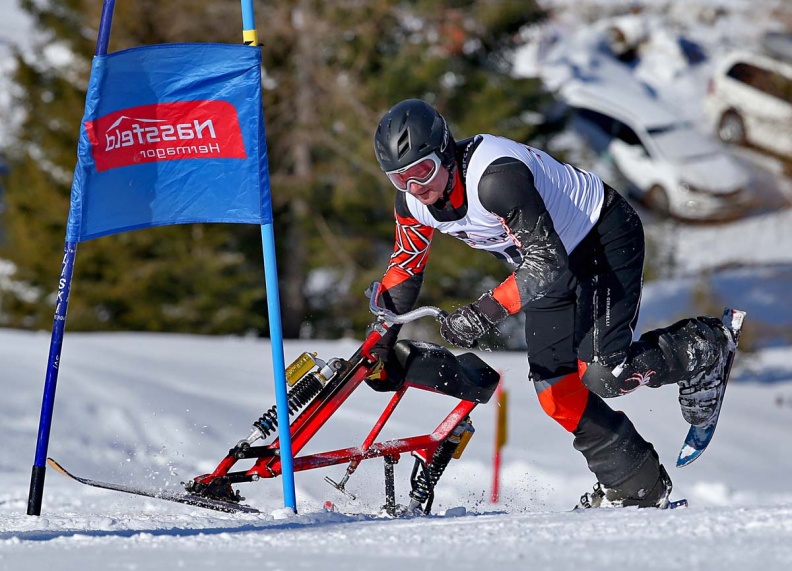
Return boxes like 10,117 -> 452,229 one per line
678,315 -> 738,427
576,455 -> 673,509
184,476 -> 245,503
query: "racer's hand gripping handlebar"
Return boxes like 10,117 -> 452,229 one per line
367,281 -> 448,325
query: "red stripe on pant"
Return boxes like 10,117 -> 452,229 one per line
536,369 -> 590,432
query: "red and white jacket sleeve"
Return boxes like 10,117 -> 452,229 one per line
379,196 -> 434,316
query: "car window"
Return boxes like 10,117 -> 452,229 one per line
726,61 -> 792,101
726,62 -> 757,84
764,69 -> 792,101
575,107 -> 649,154
577,108 -> 616,134
613,121 -> 642,146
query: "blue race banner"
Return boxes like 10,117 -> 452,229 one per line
66,43 -> 272,242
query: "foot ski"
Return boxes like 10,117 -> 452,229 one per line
323,500 -> 467,519
47,458 -> 260,514
572,498 -> 688,511
676,308 -> 746,468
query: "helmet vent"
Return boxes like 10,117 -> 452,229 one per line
396,129 -> 410,159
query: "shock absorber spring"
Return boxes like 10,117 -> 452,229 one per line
252,373 -> 325,438
409,438 -> 458,506
408,418 -> 474,513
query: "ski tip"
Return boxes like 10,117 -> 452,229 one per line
667,498 -> 689,509
46,457 -> 70,476
722,308 -> 747,331
676,447 -> 701,468
677,426 -> 713,468
677,433 -> 708,467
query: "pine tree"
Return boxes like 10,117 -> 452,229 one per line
1,0 -> 551,339
255,0 -> 550,337
1,0 -> 264,333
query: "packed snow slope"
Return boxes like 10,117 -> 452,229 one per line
1,316 -> 792,571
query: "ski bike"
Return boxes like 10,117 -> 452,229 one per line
47,285 -> 743,513
180,281 -> 500,515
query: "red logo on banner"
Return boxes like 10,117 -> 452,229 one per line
85,101 -> 248,172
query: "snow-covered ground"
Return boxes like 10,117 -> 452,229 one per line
2,308 -> 792,570
2,1 -> 792,569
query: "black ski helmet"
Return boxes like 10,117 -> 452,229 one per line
373,99 -> 456,173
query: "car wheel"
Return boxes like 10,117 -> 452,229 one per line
645,185 -> 671,217
717,111 -> 746,145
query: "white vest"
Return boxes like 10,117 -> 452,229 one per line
404,135 -> 604,266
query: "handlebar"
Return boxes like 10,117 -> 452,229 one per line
368,282 -> 448,325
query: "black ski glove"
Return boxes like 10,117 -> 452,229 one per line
440,292 -> 509,349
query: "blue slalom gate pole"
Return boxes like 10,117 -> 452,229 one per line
27,242 -> 78,515
241,0 -> 297,513
95,0 -> 116,56
27,0 -> 117,517
261,226 -> 297,512
241,2 -> 255,32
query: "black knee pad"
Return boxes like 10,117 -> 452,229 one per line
580,360 -> 622,398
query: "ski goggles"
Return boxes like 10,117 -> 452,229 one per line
385,152 -> 442,192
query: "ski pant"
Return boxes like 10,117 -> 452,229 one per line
525,186 -> 724,488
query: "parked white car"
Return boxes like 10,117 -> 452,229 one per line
704,49 -> 792,158
560,82 -> 752,221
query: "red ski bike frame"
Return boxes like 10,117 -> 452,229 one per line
187,283 -> 499,513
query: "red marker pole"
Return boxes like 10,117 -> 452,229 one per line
491,374 -> 508,503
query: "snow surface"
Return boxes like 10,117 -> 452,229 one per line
2,315 -> 792,571
2,1 -> 792,569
